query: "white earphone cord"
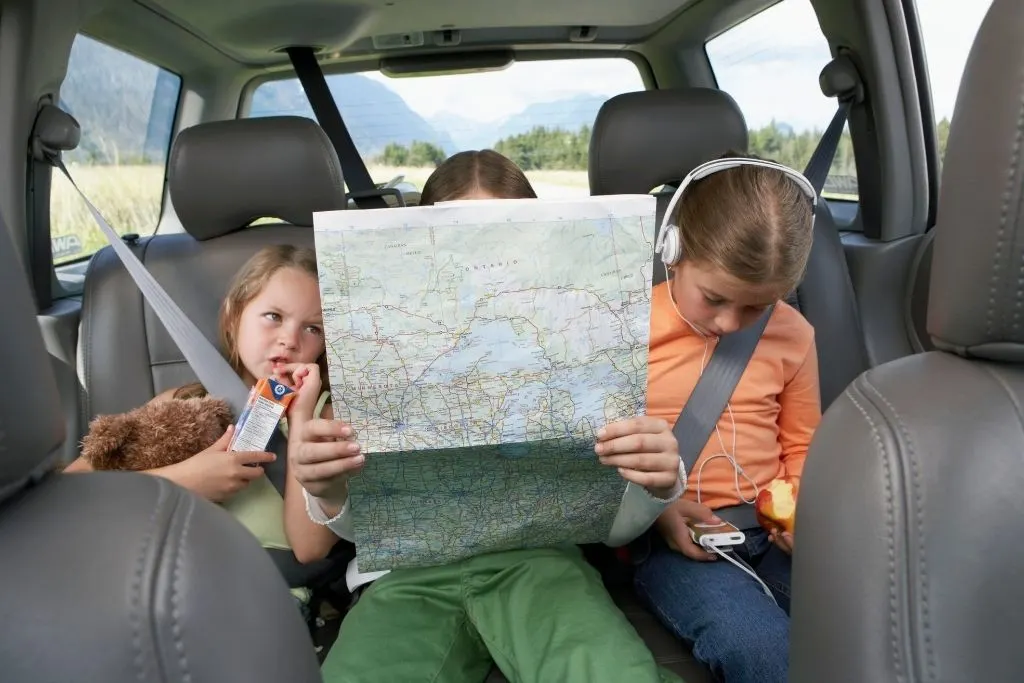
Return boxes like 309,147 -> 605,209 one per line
663,263 -> 760,507
700,537 -> 777,605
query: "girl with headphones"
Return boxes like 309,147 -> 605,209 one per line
634,152 -> 821,683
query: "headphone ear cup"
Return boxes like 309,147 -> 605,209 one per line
660,224 -> 682,266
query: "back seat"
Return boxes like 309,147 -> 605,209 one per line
78,114 -> 711,680
590,87 -> 870,409
78,115 -> 345,422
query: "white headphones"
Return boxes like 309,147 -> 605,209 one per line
654,157 -> 819,267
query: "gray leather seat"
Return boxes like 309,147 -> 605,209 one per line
79,116 -> 345,421
790,1 -> 1024,681
0,186 -> 322,681
589,88 -> 870,409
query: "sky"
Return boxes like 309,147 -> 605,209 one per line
365,0 -> 992,132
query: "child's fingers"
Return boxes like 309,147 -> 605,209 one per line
237,464 -> 266,481
232,450 -> 276,466
671,526 -> 717,561
597,450 -> 676,473
294,455 -> 365,483
612,465 -> 679,492
594,431 -> 675,459
596,416 -> 670,442
214,425 -> 234,447
298,418 -> 354,442
294,439 -> 361,466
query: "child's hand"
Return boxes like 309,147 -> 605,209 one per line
276,362 -> 324,424
273,362 -> 317,394
289,417 -> 364,505
163,425 -> 276,503
595,416 -> 682,499
655,498 -> 722,562
769,529 -> 794,555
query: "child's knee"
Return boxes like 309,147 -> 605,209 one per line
693,613 -> 788,683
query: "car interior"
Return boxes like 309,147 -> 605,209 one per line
1,0 -> 1020,680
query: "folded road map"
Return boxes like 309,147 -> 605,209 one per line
314,195 -> 655,571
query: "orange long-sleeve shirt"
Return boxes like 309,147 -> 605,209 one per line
646,282 -> 821,510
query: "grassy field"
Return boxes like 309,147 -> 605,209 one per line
50,162 -> 855,264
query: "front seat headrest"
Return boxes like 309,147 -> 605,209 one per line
589,88 -> 748,195
169,116 -> 347,241
0,223 -> 64,501
0,198 -> 321,682
926,1 -> 1024,362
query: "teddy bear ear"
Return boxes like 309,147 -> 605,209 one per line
206,397 -> 235,428
80,413 -> 132,470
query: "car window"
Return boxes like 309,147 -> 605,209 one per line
915,0 -> 993,171
707,0 -> 996,204
247,58 -> 645,198
705,0 -> 856,202
50,34 -> 180,264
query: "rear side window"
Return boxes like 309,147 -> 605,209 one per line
246,58 -> 645,198
50,35 -> 180,264
705,0 -> 857,202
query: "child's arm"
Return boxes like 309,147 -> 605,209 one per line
281,366 -> 364,562
776,337 -> 822,483
63,389 -> 273,502
593,416 -> 685,546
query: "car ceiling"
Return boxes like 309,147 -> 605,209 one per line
82,0 -> 747,69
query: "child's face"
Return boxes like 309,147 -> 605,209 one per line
668,260 -> 785,336
235,267 -> 325,382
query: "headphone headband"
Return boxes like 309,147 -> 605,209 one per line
654,157 -> 818,266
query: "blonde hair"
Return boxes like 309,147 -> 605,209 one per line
174,244 -> 328,399
419,150 -> 537,204
675,152 -> 814,293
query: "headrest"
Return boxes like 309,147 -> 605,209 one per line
589,88 -> 748,195
30,103 -> 81,160
0,216 -> 65,501
927,0 -> 1024,362
168,116 -> 347,241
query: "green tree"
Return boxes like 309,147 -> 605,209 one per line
375,140 -> 446,167
378,142 -> 409,166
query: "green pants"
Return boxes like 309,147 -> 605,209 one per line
322,546 -> 682,683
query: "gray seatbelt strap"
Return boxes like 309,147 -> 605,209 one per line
673,307 -> 772,530
802,99 -> 851,196
52,158 -> 290,495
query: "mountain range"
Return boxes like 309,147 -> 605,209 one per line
59,35 -> 605,165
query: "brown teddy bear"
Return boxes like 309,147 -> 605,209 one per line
81,395 -> 234,471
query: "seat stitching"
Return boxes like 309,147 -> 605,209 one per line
170,492 -> 196,682
844,383 -> 905,682
989,66 -> 1024,337
863,379 -> 934,681
130,484 -> 167,682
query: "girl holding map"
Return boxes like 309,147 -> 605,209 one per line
289,150 -> 689,683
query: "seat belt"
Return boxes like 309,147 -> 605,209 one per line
670,101 -> 849,530
51,157 -> 342,587
284,46 -> 388,210
672,308 -> 772,531
803,98 -> 852,195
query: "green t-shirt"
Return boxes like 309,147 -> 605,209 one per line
221,390 -> 331,551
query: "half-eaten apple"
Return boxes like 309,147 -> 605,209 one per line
755,477 -> 798,535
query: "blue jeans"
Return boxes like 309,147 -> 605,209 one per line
633,528 -> 791,683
